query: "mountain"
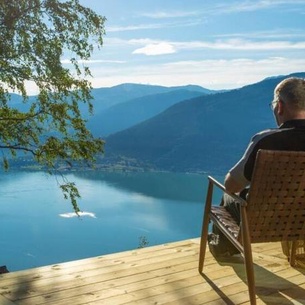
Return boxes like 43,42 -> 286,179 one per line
7,82 -> 215,164
90,83 -> 215,114
104,72 -> 305,174
8,83 -> 214,134
88,89 -> 205,136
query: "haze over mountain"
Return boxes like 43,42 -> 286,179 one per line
88,89 -> 206,136
89,83 -> 215,114
103,72 -> 305,175
8,73 -> 305,174
7,82 -> 215,166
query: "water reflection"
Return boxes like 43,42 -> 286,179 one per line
0,170 -> 223,272
74,171 -> 207,202
59,211 -> 97,218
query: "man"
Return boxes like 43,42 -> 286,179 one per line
208,77 -> 305,257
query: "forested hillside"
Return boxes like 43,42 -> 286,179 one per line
88,89 -> 205,136
104,72 -> 305,174
9,73 -> 305,174
89,83 -> 214,114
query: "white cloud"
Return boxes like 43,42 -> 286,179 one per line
141,10 -> 199,19
89,57 -> 305,90
215,30 -> 305,40
212,0 -> 305,14
137,1 -> 303,21
106,37 -> 305,54
108,23 -> 165,32
107,19 -> 205,33
132,42 -> 176,56
175,39 -> 305,51
61,59 -> 125,64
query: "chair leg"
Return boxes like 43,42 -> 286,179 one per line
241,206 -> 256,305
198,212 -> 210,273
199,179 -> 213,273
243,242 -> 256,305
289,241 -> 297,267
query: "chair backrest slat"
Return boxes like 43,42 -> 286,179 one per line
246,150 -> 305,243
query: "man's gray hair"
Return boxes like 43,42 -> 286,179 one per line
274,77 -> 305,110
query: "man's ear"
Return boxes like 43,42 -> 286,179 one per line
277,100 -> 284,115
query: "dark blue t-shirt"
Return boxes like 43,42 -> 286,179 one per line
229,119 -> 305,187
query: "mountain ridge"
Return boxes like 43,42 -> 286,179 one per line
7,73 -> 305,174
88,89 -> 206,136
89,83 -> 216,114
103,72 -> 305,174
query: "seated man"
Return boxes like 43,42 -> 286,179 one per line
208,76 -> 305,257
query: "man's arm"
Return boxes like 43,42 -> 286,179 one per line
224,172 -> 247,194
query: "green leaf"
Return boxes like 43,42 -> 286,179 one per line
0,0 -> 106,210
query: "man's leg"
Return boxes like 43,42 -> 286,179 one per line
222,192 -> 241,224
208,193 -> 243,257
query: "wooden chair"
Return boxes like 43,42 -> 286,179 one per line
198,149 -> 305,305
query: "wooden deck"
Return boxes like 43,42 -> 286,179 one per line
1,238 -> 305,305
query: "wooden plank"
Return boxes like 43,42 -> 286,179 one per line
34,258 -> 237,304
1,240 -> 305,305
1,242 -> 200,300
10,260 -> 198,305
0,295 -> 15,305
1,245 -> 199,298
1,239 -> 197,283
0,240 -> 198,286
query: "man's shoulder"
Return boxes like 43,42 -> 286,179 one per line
252,128 -> 281,140
250,124 -> 303,149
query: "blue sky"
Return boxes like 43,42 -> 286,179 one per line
77,0 -> 305,90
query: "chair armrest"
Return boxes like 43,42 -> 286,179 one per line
208,175 -> 248,207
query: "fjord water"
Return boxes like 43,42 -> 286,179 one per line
0,170 -> 223,271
